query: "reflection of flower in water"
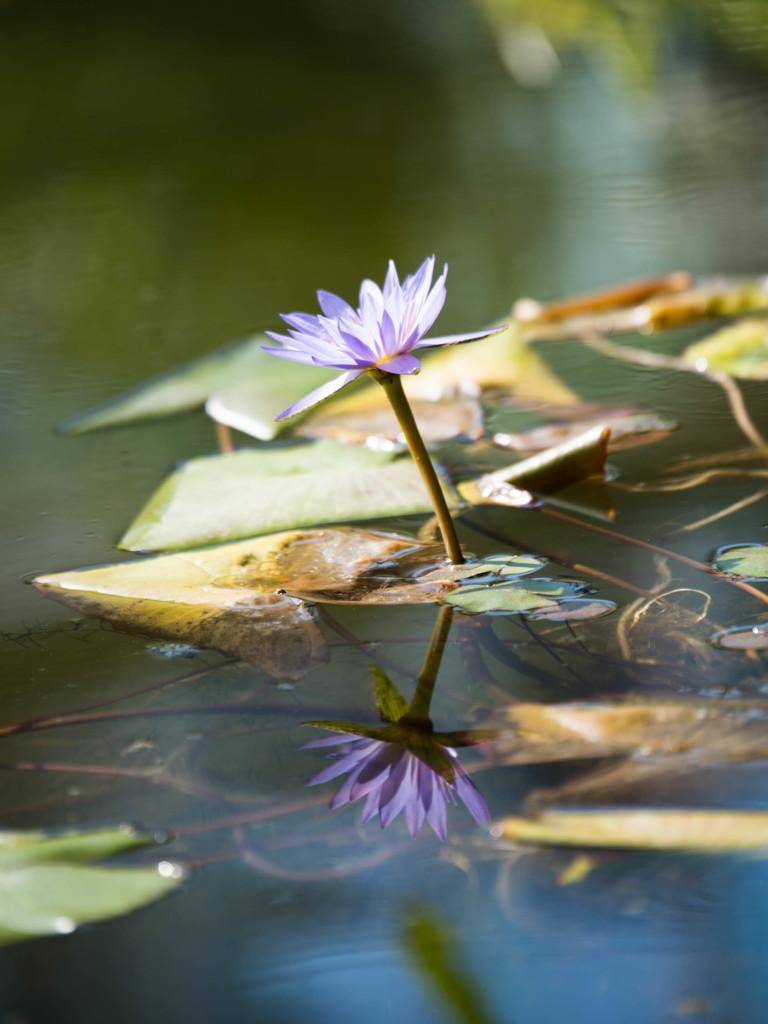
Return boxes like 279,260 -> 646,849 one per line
305,732 -> 491,841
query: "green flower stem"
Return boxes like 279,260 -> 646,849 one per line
370,370 -> 464,565
408,604 -> 454,721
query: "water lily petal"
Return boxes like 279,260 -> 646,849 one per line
317,290 -> 356,320
413,325 -> 507,349
274,369 -> 363,420
377,352 -> 421,374
454,771 -> 492,826
261,344 -> 320,365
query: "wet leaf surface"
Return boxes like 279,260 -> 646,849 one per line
712,543 -> 768,579
458,424 -> 609,505
445,576 -> 590,614
682,317 -> 768,379
59,337 -> 334,438
120,439 -> 459,553
31,529 -> 451,675
0,827 -> 180,944
712,624 -> 768,649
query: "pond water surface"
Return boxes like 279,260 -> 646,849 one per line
3,1 -> 768,1021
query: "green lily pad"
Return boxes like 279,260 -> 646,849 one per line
682,318 -> 768,379
418,553 -> 546,584
59,336 -> 334,438
445,576 -> 589,614
120,439 -> 459,553
713,544 -> 768,579
0,826 -> 181,944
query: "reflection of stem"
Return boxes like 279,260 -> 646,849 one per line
371,370 -> 464,564
409,605 -> 453,720
577,330 -> 766,449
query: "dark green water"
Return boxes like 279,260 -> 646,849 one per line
3,1 -> 768,1021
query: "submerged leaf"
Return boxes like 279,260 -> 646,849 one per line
59,337 -> 334,438
120,439 -> 459,553
712,543 -> 768,579
682,317 -> 768,379
495,808 -> 768,852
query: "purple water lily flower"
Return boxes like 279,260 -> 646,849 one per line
263,256 -> 504,420
304,732 -> 491,841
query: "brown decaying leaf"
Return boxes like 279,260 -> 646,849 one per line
495,808 -> 768,852
31,529 -> 451,677
492,408 -> 676,454
459,424 -> 609,506
517,274 -> 768,341
296,396 -> 484,446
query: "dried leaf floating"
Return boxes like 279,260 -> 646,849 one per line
32,529 -> 452,676
458,424 -> 609,506
493,408 -> 676,454
119,439 -> 459,553
494,808 -> 768,852
517,274 -> 768,342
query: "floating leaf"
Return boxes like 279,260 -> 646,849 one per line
682,317 -> 768,379
712,543 -> 768,579
59,336 -> 335,438
458,425 -> 609,505
32,529 -> 449,676
527,598 -> 616,621
492,408 -> 676,453
518,275 -> 768,341
0,826 -> 181,944
711,624 -> 768,650
120,439 -> 459,553
495,808 -> 768,852
0,827 -> 149,868
0,864 -> 179,944
445,576 -> 587,614
292,396 -> 483,446
418,553 -> 546,584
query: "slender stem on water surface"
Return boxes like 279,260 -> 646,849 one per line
214,420 -> 235,454
370,370 -> 464,564
408,604 -> 454,721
